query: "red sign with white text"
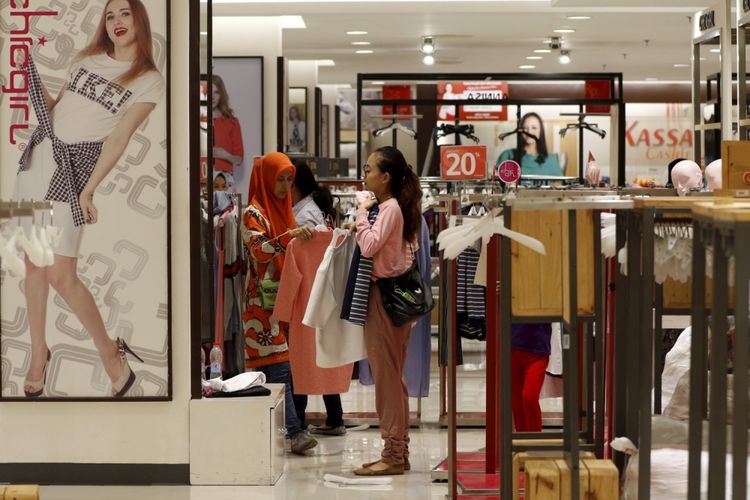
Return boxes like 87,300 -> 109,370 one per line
440,145 -> 488,180
437,82 -> 508,121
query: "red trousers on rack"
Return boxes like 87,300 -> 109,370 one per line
511,349 -> 550,432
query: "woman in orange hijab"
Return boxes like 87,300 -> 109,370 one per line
241,152 -> 316,454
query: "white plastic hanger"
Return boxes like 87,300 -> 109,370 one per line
438,208 -> 546,260
0,228 -> 26,277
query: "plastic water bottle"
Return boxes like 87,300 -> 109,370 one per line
209,342 -> 222,380
200,348 -> 206,381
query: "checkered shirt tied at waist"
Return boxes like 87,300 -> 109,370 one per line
17,57 -> 103,227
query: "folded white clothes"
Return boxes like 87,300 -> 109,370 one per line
323,473 -> 393,486
323,481 -> 392,491
208,371 -> 266,392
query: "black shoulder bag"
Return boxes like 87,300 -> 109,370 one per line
376,246 -> 435,327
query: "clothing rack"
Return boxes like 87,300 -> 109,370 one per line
437,189 -> 631,499
0,200 -> 53,219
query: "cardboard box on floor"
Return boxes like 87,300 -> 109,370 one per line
524,458 -> 618,500
3,485 -> 39,500
512,451 -> 595,500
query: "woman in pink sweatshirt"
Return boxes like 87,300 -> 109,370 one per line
352,146 -> 423,476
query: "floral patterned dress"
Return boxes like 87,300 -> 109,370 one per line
241,204 -> 293,368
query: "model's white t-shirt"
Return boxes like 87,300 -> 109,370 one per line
52,53 -> 164,143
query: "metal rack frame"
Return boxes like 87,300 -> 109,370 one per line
355,72 -> 626,186
688,203 -> 750,500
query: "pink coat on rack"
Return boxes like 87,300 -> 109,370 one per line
273,231 -> 353,395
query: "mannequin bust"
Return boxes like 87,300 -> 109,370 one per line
670,160 -> 703,196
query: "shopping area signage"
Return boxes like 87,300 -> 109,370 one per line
440,145 -> 488,180
437,82 -> 508,121
693,2 -> 727,40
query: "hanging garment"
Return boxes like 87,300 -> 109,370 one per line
303,229 -> 366,368
341,205 -> 379,325
403,218 -> 432,397
456,246 -> 486,341
274,230 -> 354,394
360,218 -> 433,398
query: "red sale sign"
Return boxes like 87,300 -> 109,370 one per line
440,145 -> 488,180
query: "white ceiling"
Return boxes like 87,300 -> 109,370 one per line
204,0 -> 733,84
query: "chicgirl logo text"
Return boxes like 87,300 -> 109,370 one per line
2,1 -> 59,146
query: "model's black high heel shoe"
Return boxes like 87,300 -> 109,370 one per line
24,349 -> 51,398
111,338 -> 144,398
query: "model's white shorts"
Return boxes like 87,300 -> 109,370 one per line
12,138 -> 83,258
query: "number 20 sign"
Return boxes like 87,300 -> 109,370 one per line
440,145 -> 488,180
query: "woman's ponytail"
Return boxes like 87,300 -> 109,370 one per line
372,146 -> 422,243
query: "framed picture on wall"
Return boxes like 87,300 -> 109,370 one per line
0,0 -> 172,400
288,87 -> 308,153
321,104 -> 330,158
212,57 -> 264,202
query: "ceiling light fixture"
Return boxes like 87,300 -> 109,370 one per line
673,63 -> 689,68
421,36 -> 435,54
567,15 -> 591,20
423,54 -> 435,65
346,30 -> 368,35
356,50 -> 374,54
370,81 -> 385,85
554,28 -> 576,34
316,59 -> 336,67
534,49 -> 552,54
558,50 -> 571,64
352,41 -> 371,46
710,48 -> 721,53
519,64 -> 536,69
526,56 -> 543,60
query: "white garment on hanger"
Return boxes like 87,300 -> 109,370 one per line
436,209 -> 545,260
303,229 -> 367,368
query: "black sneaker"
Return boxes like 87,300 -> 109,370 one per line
309,424 -> 347,436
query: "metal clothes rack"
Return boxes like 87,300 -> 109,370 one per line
356,72 -> 626,186
0,200 -> 52,219
615,195 -> 715,500
438,189 -> 631,499
688,201 -> 750,500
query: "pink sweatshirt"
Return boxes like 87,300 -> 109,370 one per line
356,198 -> 415,279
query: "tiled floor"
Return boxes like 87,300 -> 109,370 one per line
40,347 -> 563,499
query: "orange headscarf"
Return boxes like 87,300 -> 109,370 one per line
249,152 -> 297,239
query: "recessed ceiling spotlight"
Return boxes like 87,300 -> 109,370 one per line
423,54 -> 435,65
346,31 -> 368,35
352,41 -> 371,46
526,56 -> 543,60
554,28 -> 576,34
421,36 -> 435,54
567,16 -> 591,20
355,50 -> 374,54
534,49 -> 552,54
558,50 -> 572,64
519,64 -> 536,69
674,63 -> 689,67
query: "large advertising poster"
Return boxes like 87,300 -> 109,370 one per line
0,0 -> 170,400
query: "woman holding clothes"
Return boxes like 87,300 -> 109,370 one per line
352,146 -> 423,476
289,160 -> 347,436
241,152 -> 317,454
